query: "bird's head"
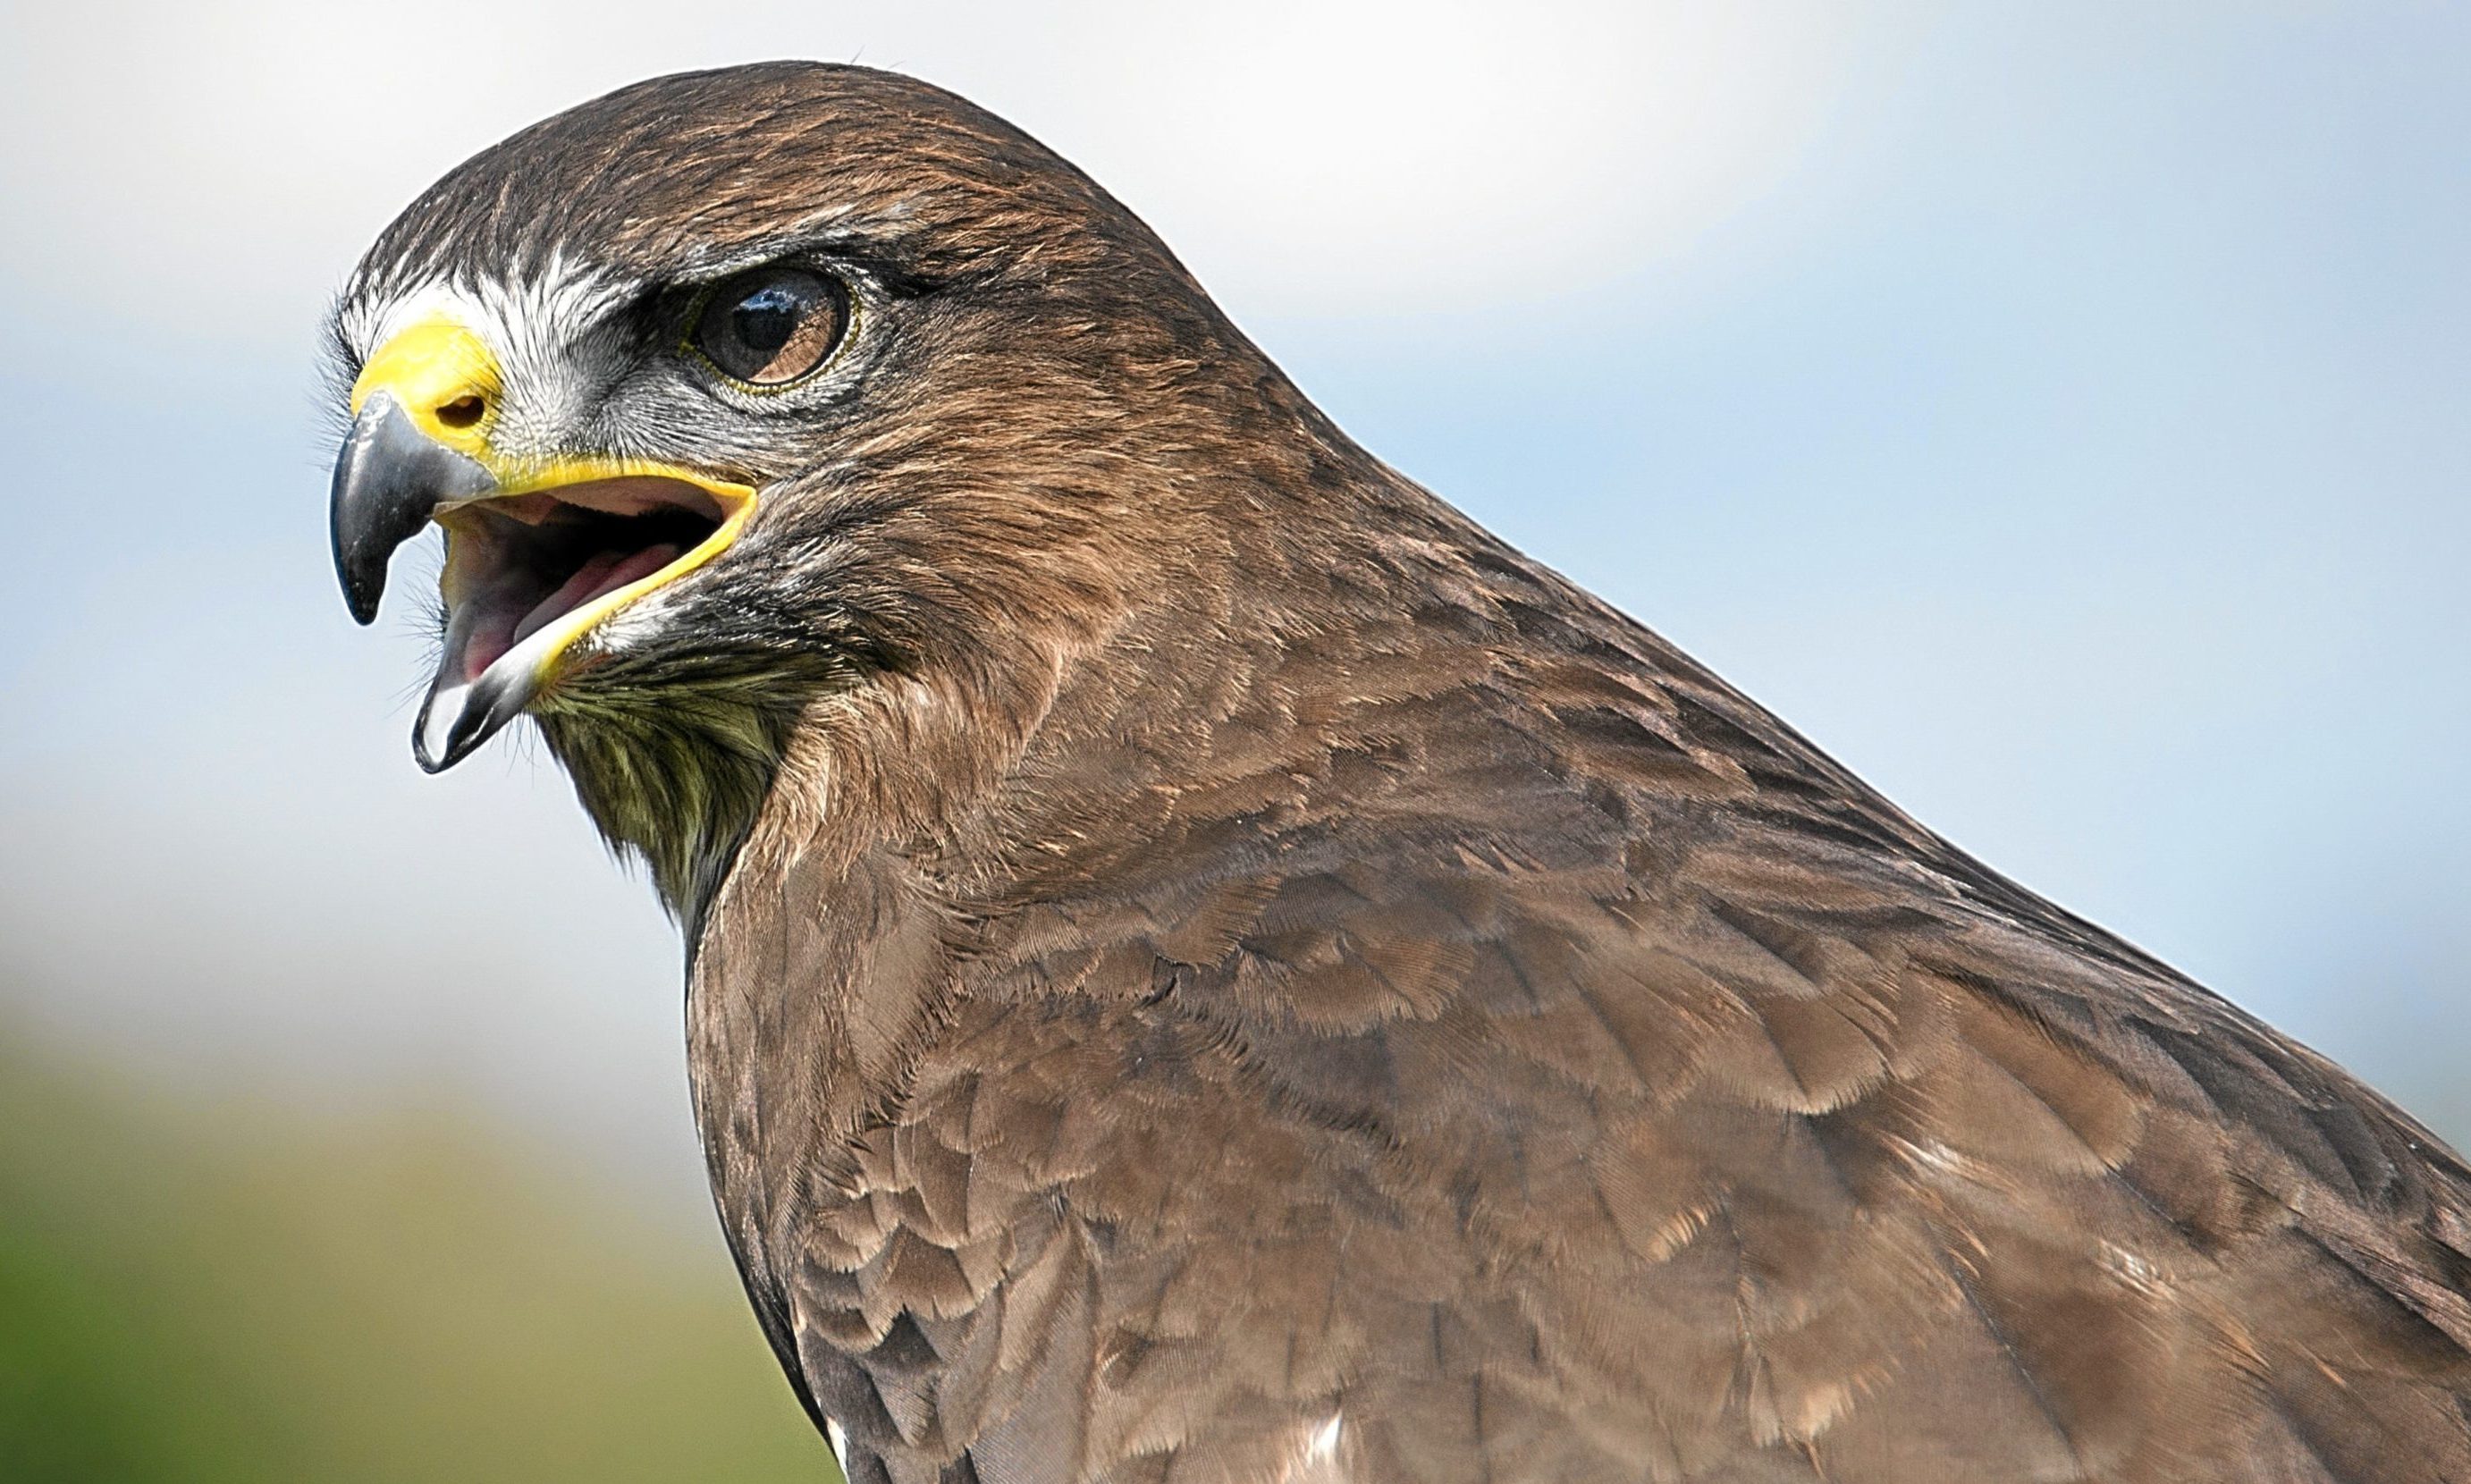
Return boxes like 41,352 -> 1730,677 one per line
327,63 -> 1347,907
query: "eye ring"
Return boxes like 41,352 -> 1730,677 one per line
689,266 -> 851,388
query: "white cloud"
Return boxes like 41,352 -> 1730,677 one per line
0,0 -> 1856,345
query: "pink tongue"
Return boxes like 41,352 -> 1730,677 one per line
511,544 -> 683,647
454,607 -> 523,686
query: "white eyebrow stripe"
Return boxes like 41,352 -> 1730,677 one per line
338,251 -> 633,369
333,255 -> 642,462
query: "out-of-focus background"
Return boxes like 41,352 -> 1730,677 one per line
2,2 -> 2466,1476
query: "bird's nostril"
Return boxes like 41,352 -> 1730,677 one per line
435,393 -> 486,429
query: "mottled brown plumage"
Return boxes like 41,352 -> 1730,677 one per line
331,63 -> 2471,1484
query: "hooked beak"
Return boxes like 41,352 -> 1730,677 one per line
329,316 -> 756,772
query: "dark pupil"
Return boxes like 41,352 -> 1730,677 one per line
730,285 -> 803,354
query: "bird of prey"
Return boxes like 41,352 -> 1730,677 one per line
326,63 -> 2471,1484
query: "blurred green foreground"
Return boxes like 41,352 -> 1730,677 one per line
0,1033 -> 837,1483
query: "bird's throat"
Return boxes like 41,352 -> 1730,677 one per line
536,681 -> 813,931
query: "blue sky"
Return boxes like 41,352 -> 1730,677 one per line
2,3 -> 2464,1211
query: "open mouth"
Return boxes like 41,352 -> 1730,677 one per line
435,476 -> 728,688
410,472 -> 752,770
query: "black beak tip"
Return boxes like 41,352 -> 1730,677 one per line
342,575 -> 384,627
410,728 -> 454,775
411,693 -> 464,773
412,670 -> 527,774
328,390 -> 494,629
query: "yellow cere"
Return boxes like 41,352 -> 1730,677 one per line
355,316 -> 761,682
350,314 -> 503,453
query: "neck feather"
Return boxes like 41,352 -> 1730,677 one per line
538,667 -> 823,932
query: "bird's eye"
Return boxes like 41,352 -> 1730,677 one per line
692,266 -> 849,386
